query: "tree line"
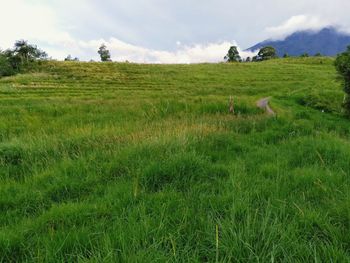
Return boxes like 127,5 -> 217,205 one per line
0,41 -> 112,77
224,46 -> 324,63
224,46 -> 278,62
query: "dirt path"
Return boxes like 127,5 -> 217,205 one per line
257,97 -> 276,116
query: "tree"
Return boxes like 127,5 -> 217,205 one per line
65,55 -> 79,61
2,49 -> 21,71
335,46 -> 350,115
300,53 -> 309,57
245,57 -> 251,62
13,40 -> 47,64
283,53 -> 289,58
257,46 -> 277,61
0,40 -> 48,77
314,53 -> 322,57
0,51 -> 15,77
224,46 -> 241,62
98,44 -> 111,62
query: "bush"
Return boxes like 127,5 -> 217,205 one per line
0,40 -> 48,78
297,93 -> 339,113
335,46 -> 350,116
0,54 -> 15,77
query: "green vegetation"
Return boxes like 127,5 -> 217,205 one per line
0,40 -> 47,77
98,44 -> 112,62
0,53 -> 16,77
65,55 -> 79,62
0,58 -> 349,262
254,46 -> 278,61
335,46 -> 350,115
224,46 -> 241,62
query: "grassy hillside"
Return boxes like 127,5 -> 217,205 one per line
0,58 -> 349,262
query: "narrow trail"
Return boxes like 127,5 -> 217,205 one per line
257,97 -> 276,116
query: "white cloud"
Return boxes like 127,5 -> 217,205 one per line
104,38 -> 256,63
265,15 -> 332,40
3,0 -> 350,55
0,0 -> 255,63
49,37 -> 257,63
0,0 -> 68,49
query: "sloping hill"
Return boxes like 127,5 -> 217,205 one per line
247,27 -> 350,56
0,59 -> 349,262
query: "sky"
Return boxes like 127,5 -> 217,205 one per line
0,0 -> 349,63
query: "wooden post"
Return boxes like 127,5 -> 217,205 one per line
229,96 -> 234,114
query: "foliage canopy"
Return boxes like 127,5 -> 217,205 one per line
257,46 -> 277,61
335,46 -> 350,115
224,46 -> 241,62
98,44 -> 112,62
0,40 -> 47,77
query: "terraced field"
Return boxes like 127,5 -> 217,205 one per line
0,58 -> 349,262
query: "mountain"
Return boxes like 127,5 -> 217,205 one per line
246,27 -> 350,56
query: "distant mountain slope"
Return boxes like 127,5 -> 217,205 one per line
246,27 -> 350,56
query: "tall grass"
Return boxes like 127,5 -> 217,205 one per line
0,58 -> 349,262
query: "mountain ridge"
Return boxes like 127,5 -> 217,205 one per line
246,27 -> 350,56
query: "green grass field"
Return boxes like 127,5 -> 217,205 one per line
0,58 -> 349,262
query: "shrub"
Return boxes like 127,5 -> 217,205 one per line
0,54 -> 15,77
0,40 -> 47,78
335,46 -> 350,116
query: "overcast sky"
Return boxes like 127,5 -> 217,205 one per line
0,0 -> 349,63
